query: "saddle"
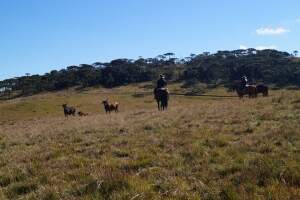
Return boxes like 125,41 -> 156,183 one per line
157,87 -> 168,92
155,87 -> 169,94
154,87 -> 169,99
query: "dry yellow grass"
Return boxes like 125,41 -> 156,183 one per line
0,83 -> 299,200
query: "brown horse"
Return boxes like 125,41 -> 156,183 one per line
256,84 -> 269,97
154,88 -> 169,111
236,85 -> 257,99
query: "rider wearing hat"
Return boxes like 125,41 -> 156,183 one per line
157,74 -> 167,89
241,75 -> 248,89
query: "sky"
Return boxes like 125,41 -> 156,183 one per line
1,0 -> 300,80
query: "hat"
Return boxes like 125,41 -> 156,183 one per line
160,74 -> 165,78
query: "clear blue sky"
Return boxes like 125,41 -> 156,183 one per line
1,0 -> 300,80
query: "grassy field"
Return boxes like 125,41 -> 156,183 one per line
0,83 -> 299,200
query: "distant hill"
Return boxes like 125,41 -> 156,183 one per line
1,49 -> 300,98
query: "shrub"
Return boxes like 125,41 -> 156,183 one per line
7,182 -> 37,197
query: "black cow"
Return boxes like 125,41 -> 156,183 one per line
62,104 -> 76,117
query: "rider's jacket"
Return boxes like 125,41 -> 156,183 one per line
157,78 -> 167,89
241,77 -> 248,88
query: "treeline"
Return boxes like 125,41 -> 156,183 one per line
183,49 -> 300,87
1,49 -> 300,97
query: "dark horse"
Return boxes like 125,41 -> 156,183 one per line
155,89 -> 169,111
256,84 -> 269,97
236,85 -> 257,99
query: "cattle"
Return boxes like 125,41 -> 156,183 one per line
78,111 -> 89,116
62,104 -> 76,117
102,99 -> 119,114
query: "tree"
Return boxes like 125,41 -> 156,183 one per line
203,52 -> 210,57
190,54 -> 196,59
164,52 -> 175,60
2,49 -> 300,98
293,50 -> 298,57
156,55 -> 166,61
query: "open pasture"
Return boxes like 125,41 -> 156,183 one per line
0,84 -> 299,200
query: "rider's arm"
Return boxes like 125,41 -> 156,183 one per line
164,80 -> 167,86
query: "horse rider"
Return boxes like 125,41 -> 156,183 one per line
157,74 -> 167,89
240,75 -> 248,90
154,74 -> 169,98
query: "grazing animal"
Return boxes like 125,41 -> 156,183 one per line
236,85 -> 257,99
155,88 -> 169,111
62,104 -> 76,117
102,99 -> 119,114
78,111 -> 89,116
256,84 -> 269,97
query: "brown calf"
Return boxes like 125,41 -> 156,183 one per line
78,111 -> 89,117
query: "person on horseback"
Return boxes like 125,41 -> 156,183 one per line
240,75 -> 248,90
154,74 -> 169,110
154,74 -> 169,99
157,74 -> 167,89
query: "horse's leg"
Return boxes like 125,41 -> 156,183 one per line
165,97 -> 168,110
157,100 -> 160,111
162,100 -> 165,111
160,101 -> 164,111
